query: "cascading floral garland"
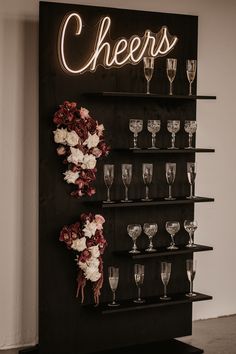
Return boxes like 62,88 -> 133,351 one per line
59,213 -> 107,304
53,101 -> 109,198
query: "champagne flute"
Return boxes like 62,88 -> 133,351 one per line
143,223 -> 158,252
133,264 -> 145,303
143,57 -> 154,94
160,262 -> 172,300
121,164 -> 132,202
166,58 -> 177,95
147,120 -> 161,149
103,164 -> 114,203
167,120 -> 180,149
186,259 -> 197,297
184,220 -> 198,248
129,119 -> 143,149
184,120 -> 197,149
108,266 -> 120,307
142,163 -> 153,201
186,59 -> 197,96
165,162 -> 176,200
187,162 -> 196,199
127,224 -> 142,254
165,221 -> 180,250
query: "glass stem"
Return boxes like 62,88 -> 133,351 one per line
145,185 -> 149,200
107,187 -> 111,202
170,81 -> 173,95
190,281 -> 193,295
189,82 -> 192,96
164,284 -> 167,297
147,80 -> 150,94
171,235 -> 175,247
171,133 -> 175,148
133,240 -> 137,252
138,287 -> 141,301
189,232 -> 193,246
112,291 -> 116,304
189,133 -> 193,148
133,133 -> 138,148
125,186 -> 129,201
190,184 -> 193,198
169,185 -> 172,199
152,134 -> 156,148
149,237 -> 153,249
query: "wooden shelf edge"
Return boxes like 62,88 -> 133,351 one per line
113,148 -> 215,154
113,244 -> 213,259
85,92 -> 216,100
87,293 -> 212,315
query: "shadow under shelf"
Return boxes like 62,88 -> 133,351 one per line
102,196 -> 214,208
88,292 -> 212,315
113,244 -> 213,259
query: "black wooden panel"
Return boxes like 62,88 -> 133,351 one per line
39,2 -> 199,354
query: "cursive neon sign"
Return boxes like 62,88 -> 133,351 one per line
58,12 -> 178,74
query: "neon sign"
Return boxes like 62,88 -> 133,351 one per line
58,12 -> 178,74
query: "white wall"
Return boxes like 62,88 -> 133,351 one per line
0,0 -> 236,351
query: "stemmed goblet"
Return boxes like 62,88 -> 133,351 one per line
147,120 -> 161,149
165,221 -> 180,250
167,120 -> 180,149
142,163 -> 153,201
184,120 -> 197,149
184,220 -> 198,248
108,266 -> 120,307
127,224 -> 142,254
187,162 -> 196,199
186,259 -> 197,297
143,223 -> 158,252
143,57 -> 154,94
186,59 -> 197,96
165,162 -> 176,200
160,262 -> 172,300
103,164 -> 114,203
133,264 -> 145,303
166,58 -> 177,95
121,164 -> 132,202
129,119 -> 143,149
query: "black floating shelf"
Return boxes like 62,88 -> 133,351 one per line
113,244 -> 213,259
85,92 -> 216,100
102,196 -> 214,208
93,292 -> 212,315
113,148 -> 215,154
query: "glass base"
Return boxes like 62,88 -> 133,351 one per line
108,302 -> 120,307
160,295 -> 171,301
148,147 -> 160,150
103,200 -> 115,204
133,298 -> 146,304
129,249 -> 140,254
129,147 -> 140,150
186,195 -> 197,199
164,196 -> 176,200
121,199 -> 133,203
185,292 -> 197,297
141,198 -> 153,202
185,146 -> 194,149
145,248 -> 157,252
167,245 -> 179,250
186,243 -> 197,248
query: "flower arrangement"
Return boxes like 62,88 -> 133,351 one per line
53,101 -> 109,198
59,213 -> 107,304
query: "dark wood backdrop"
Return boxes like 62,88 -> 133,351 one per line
39,2 -> 198,353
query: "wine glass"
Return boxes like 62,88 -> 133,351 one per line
108,266 -> 120,307
166,58 -> 177,95
103,164 -> 114,203
186,259 -> 197,297
184,120 -> 197,149
121,164 -> 132,202
167,120 -> 180,149
165,162 -> 176,200
186,59 -> 197,96
143,223 -> 158,252
129,119 -> 143,149
165,221 -> 180,250
147,120 -> 161,149
133,264 -> 145,303
184,220 -> 198,248
143,57 -> 154,94
187,162 -> 196,199
160,262 -> 172,300
142,163 -> 153,201
127,224 -> 142,254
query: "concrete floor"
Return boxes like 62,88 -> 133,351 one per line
1,315 -> 236,353
181,315 -> 236,354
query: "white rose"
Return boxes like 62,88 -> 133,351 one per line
83,132 -> 100,149
67,147 -> 84,165
71,237 -> 87,252
89,245 -> 100,258
78,261 -> 87,271
96,124 -> 104,136
66,130 -> 80,147
54,128 -> 67,144
83,221 -> 97,238
84,265 -> 101,282
63,170 -> 79,184
81,154 -> 96,169
87,257 -> 100,268
80,107 -> 90,119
